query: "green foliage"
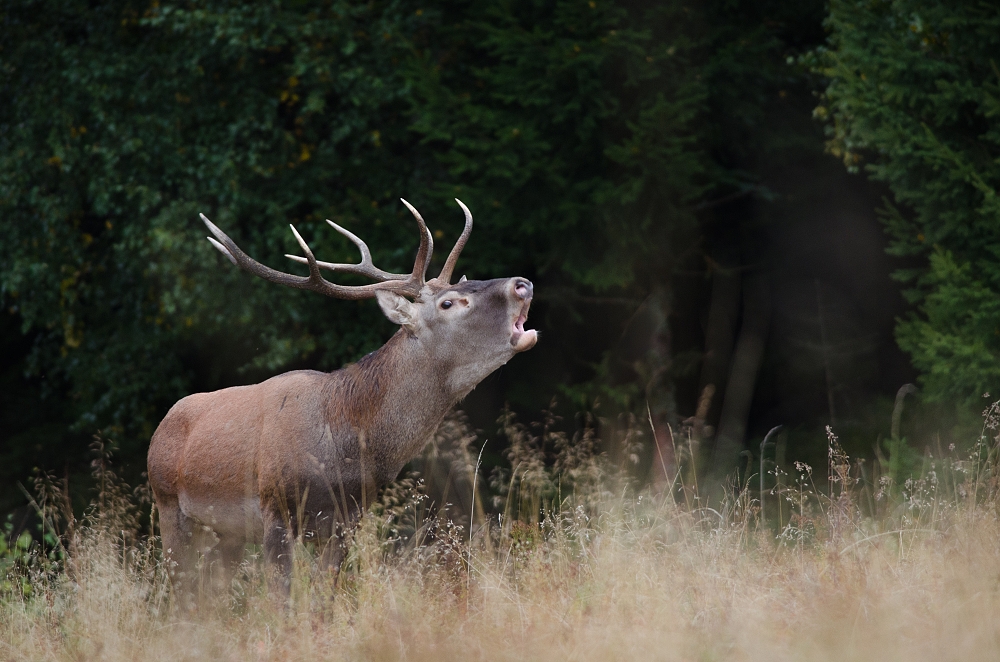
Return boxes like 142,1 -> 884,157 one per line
897,250 -> 1000,400
0,520 -> 33,597
405,1 -> 707,287
0,0 -> 707,498
2,0 -> 422,448
816,0 -> 1000,403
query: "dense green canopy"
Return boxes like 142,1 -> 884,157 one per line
818,0 -> 1000,404
8,0 -> 993,514
1,0 -> 711,502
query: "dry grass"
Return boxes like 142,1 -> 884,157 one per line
4,416 -> 1000,661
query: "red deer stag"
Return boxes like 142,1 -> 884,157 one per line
147,199 -> 536,596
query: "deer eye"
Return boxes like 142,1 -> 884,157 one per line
440,300 -> 453,310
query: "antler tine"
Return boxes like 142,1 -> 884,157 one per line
400,198 -> 434,285
206,236 -> 238,267
200,213 -> 421,300
436,199 -> 474,285
284,219 -> 407,281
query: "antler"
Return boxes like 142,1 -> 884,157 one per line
283,199 -> 434,284
200,201 -> 433,300
305,199 -> 473,288
432,199 -> 474,286
287,199 -> 473,289
202,198 -> 473,299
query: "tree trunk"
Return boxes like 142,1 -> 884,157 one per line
699,264 -> 742,422
643,284 -> 677,492
710,271 -> 771,485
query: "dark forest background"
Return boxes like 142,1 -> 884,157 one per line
2,0 -> 999,519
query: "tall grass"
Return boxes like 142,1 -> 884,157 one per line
3,407 -> 1000,661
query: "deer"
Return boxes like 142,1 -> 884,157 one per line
146,199 -> 536,598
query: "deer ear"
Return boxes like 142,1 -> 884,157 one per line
458,275 -> 467,283
375,291 -> 418,329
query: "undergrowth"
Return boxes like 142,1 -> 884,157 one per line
3,404 -> 1000,660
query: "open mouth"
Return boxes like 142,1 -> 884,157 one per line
511,301 -> 537,350
513,312 -> 527,336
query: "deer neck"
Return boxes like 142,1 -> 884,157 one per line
336,330 -> 455,471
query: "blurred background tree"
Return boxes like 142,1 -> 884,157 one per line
0,0 -> 709,506
2,0 -> 989,517
817,0 -> 1000,406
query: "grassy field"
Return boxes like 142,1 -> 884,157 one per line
3,416 -> 1000,661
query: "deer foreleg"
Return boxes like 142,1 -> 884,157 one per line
263,512 -> 294,599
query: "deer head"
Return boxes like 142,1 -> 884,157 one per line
200,199 -> 537,396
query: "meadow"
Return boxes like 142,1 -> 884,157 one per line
3,410 -> 1000,662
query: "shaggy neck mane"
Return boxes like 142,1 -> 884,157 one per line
328,329 -> 451,435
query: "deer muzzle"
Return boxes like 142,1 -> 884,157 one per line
510,278 -> 537,352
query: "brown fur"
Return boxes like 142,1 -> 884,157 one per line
148,277 -> 536,598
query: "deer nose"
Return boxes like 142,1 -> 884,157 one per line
512,278 -> 533,300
